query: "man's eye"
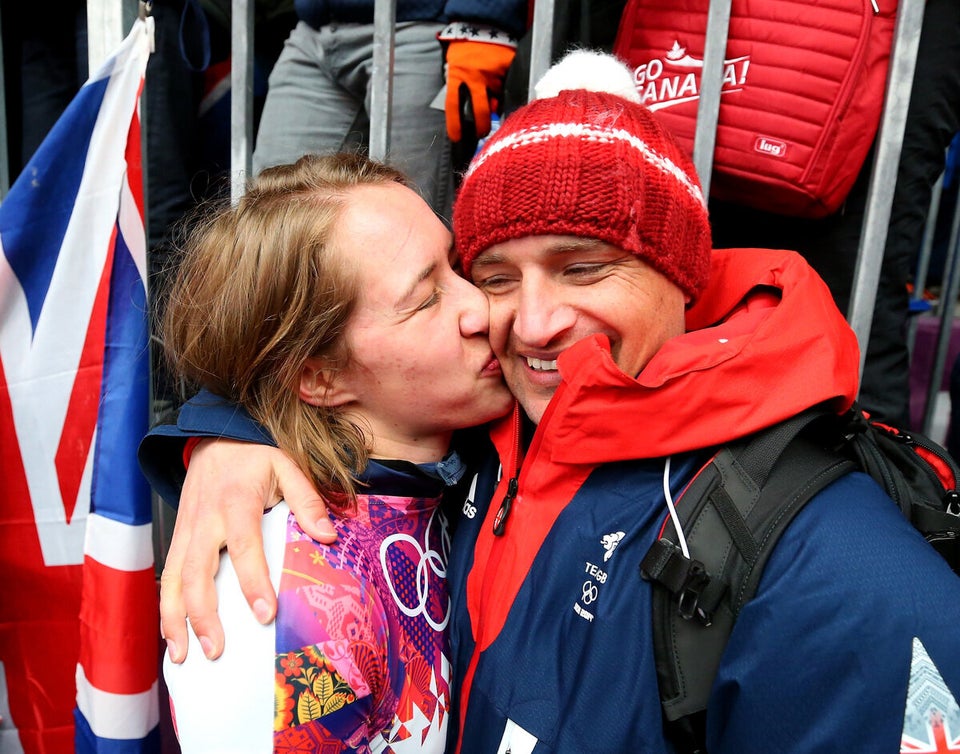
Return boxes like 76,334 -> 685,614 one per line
475,275 -> 512,292
566,263 -> 606,277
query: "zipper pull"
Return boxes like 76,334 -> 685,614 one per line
493,477 -> 518,536
871,0 -> 879,13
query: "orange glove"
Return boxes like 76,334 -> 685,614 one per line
441,35 -> 517,142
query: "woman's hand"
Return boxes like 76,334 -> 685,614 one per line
160,438 -> 334,663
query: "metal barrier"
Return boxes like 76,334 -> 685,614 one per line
19,1 -> 957,432
370,0 -> 397,161
848,0 -> 924,376
231,0 -> 255,203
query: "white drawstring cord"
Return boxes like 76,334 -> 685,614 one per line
662,456 -> 690,558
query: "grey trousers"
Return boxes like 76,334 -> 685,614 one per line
253,20 -> 453,218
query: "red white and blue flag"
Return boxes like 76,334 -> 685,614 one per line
0,18 -> 159,753
901,638 -> 960,753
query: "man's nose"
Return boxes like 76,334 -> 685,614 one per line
458,276 -> 491,336
514,278 -> 576,348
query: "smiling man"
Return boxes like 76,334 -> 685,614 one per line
142,51 -> 960,754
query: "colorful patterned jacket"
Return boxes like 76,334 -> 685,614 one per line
142,419 -> 467,753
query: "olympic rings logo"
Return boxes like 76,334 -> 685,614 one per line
581,581 -> 598,605
379,509 -> 451,632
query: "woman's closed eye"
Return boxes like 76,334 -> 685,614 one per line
417,288 -> 441,310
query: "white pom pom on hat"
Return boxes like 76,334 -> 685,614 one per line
533,49 -> 642,104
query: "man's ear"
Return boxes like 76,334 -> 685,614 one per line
299,356 -> 356,407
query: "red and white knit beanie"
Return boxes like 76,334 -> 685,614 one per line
453,50 -> 712,302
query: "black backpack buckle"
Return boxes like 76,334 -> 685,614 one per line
677,560 -> 712,623
641,539 -> 715,625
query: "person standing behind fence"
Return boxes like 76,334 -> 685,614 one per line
252,0 -> 527,218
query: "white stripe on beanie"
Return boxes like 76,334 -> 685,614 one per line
463,121 -> 706,209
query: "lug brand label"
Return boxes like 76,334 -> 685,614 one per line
754,135 -> 788,158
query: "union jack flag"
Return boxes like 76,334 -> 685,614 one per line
901,638 -> 960,753
0,18 -> 159,753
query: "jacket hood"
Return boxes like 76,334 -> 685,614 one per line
493,248 -> 860,464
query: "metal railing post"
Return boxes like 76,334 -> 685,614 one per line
528,0 -> 557,98
231,0 -> 255,203
369,0 -> 397,161
87,0 -> 137,72
692,0 -> 732,197
846,0 -> 924,381
922,185 -> 960,434
907,168 -> 945,356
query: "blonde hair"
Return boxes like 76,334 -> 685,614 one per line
161,153 -> 410,509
